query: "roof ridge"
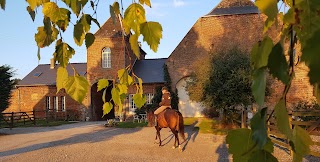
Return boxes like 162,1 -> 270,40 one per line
38,62 -> 87,66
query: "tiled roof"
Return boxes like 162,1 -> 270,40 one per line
94,16 -> 123,38
205,0 -> 259,16
18,63 -> 87,86
132,59 -> 167,83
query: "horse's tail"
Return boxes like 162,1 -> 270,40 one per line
176,111 -> 186,141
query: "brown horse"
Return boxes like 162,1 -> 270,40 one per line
148,108 -> 186,151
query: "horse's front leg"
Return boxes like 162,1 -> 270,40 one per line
154,128 -> 158,144
158,130 -> 162,146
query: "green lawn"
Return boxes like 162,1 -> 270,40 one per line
183,117 -> 198,126
184,118 -> 237,135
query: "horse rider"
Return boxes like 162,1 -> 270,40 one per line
154,86 -> 172,125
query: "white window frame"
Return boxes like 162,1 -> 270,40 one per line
61,96 -> 66,112
53,96 -> 59,112
129,94 -> 137,114
146,93 -> 154,104
102,47 -> 111,68
46,96 -> 50,111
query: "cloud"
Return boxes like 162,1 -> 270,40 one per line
173,0 -> 186,7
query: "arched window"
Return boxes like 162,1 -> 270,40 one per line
102,47 -> 111,68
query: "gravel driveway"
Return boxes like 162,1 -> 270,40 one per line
0,122 -> 319,162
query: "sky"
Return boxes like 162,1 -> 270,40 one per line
0,0 -> 219,79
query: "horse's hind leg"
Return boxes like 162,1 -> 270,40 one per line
171,128 -> 179,149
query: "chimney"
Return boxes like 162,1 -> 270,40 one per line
50,58 -> 55,69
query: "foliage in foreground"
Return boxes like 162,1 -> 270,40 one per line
227,0 -> 318,161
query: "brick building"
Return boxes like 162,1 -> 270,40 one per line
5,16 -> 166,121
5,0 -> 315,120
167,0 -> 315,116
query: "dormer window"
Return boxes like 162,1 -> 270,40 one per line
102,47 -> 111,68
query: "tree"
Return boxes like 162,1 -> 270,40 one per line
0,65 -> 15,117
227,0 -> 318,161
0,0 -> 163,117
203,48 -> 253,123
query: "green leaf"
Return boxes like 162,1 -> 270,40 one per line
54,42 -> 75,68
97,79 -> 109,92
0,0 -> 5,10
118,69 -> 129,85
27,0 -> 49,10
139,0 -> 151,7
102,102 -> 113,117
74,21 -> 85,46
301,29 -> 320,85
123,3 -> 146,34
283,8 -> 295,25
255,0 -> 278,32
90,0 -> 94,10
250,107 -> 268,149
226,129 -> 256,162
117,84 -> 128,94
26,6 -> 35,21
251,36 -> 274,70
56,67 -> 68,93
133,93 -> 146,108
292,126 -> 313,162
111,88 -> 121,106
85,33 -> 95,48
113,2 -> 120,15
62,0 -> 88,17
64,76 -> 89,103
267,43 -> 290,84
37,47 -> 41,61
274,99 -> 293,139
251,67 -> 267,107
109,5 -> 116,25
128,75 -> 134,85
129,34 -> 140,58
42,2 -> 71,31
80,14 -> 92,33
92,18 -> 100,28
314,83 -> 320,104
248,150 -> 278,162
35,26 -> 58,48
227,129 -> 274,162
140,21 -> 163,53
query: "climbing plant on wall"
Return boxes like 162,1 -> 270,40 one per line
163,64 -> 179,110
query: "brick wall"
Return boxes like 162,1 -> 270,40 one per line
5,86 -> 84,119
167,12 -> 315,108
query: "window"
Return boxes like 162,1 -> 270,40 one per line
61,96 -> 66,111
129,94 -> 137,114
33,72 -> 42,77
53,96 -> 58,111
102,47 -> 111,68
46,96 -> 50,111
146,93 -> 154,104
